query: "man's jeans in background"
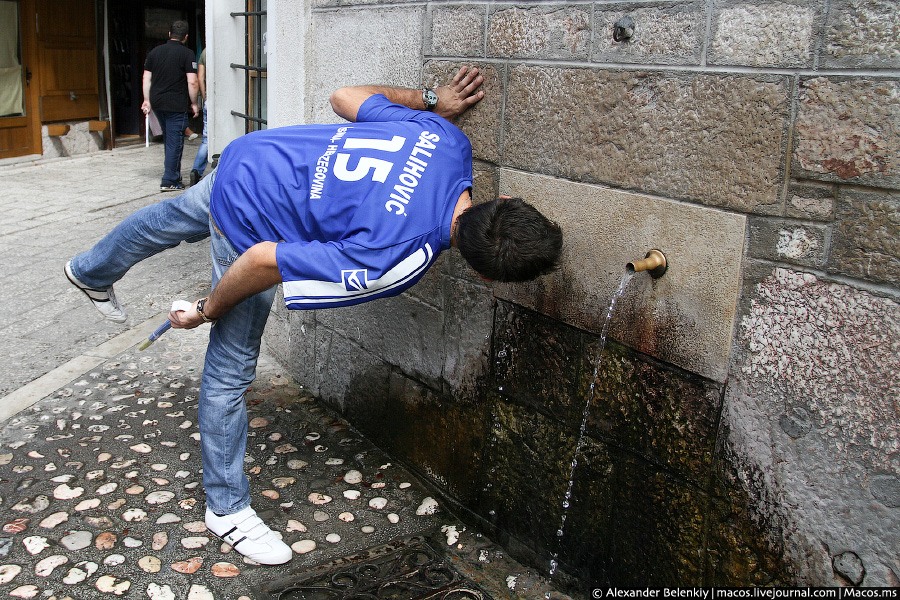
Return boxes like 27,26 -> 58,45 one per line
192,101 -> 209,176
156,109 -> 189,186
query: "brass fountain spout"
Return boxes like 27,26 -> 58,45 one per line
627,249 -> 667,279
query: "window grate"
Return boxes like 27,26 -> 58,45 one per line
229,63 -> 267,73
231,0 -> 267,132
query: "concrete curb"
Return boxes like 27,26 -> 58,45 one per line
0,313 -> 165,423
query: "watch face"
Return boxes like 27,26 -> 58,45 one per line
424,89 -> 438,109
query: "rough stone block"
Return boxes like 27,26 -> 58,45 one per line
709,1 -> 816,68
495,301 -> 721,483
280,312 -> 321,394
748,217 -> 829,268
593,2 -> 705,65
270,308 -> 319,395
441,276 -> 494,392
493,301 -> 585,419
311,324 -> 388,408
42,121 -> 104,159
429,4 -> 486,57
829,189 -> 900,285
494,170 -> 747,383
821,0 -> 900,69
471,160 -> 499,205
424,61 -> 503,164
737,268 -> 900,476
487,5 -> 591,60
477,399 -> 577,565
312,0 -> 419,6
309,7 -> 425,124
503,65 -> 789,213
560,439 -> 712,588
730,266 -> 900,585
793,77 -> 899,189
706,446 -> 793,585
344,370 -> 489,502
515,431 -> 709,586
314,293 -> 446,385
403,253 -> 446,310
785,183 -> 835,221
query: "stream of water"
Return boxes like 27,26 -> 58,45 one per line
547,270 -> 635,582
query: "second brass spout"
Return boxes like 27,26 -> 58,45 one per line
627,249 -> 667,279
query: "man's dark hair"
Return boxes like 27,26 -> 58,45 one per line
456,197 -> 563,282
170,20 -> 189,41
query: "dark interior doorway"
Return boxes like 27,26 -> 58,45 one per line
106,0 -> 204,145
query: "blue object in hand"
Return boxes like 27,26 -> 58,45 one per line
139,320 -> 172,351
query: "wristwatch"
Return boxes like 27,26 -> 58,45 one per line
196,297 -> 217,323
422,88 -> 438,111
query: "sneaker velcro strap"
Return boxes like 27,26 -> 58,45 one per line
232,514 -> 270,538
81,288 -> 112,302
221,526 -> 248,548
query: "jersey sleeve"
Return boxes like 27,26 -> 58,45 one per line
356,94 -> 426,124
276,237 -> 438,310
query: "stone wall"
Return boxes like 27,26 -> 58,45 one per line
264,0 -> 899,590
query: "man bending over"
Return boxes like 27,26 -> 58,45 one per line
65,66 -> 563,565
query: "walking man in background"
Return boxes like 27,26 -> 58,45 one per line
190,47 -> 208,186
65,66 -> 563,565
142,20 -> 199,192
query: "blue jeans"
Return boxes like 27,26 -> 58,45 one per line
202,223 -> 277,514
156,109 -> 188,186
191,101 -> 209,175
68,171 -> 214,289
69,168 -> 277,514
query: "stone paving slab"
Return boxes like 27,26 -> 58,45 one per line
0,143 -> 211,398
0,317 -> 562,599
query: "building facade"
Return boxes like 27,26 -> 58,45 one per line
210,0 -> 899,589
0,0 -> 203,160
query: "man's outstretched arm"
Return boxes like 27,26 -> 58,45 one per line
168,242 -> 281,329
330,65 -> 485,122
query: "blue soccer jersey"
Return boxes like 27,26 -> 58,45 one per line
209,94 -> 473,310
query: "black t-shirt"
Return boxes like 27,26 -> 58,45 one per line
145,40 -> 197,113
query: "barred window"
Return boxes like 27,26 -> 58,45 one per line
230,0 -> 266,132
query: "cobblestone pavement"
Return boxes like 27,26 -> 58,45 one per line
0,146 -> 571,600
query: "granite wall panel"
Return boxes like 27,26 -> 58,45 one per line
502,65 -> 790,213
593,1 -> 706,65
793,78 -> 899,190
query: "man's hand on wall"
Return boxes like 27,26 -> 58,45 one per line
435,66 -> 485,120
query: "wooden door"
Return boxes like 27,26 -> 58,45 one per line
0,0 -> 40,159
35,0 -> 98,123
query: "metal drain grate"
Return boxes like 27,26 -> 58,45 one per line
265,535 -> 495,599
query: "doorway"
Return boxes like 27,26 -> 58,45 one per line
105,0 -> 204,146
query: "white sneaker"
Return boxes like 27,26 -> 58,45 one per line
205,506 -> 292,565
65,261 -> 128,323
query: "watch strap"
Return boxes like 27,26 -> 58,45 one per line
196,297 -> 216,323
